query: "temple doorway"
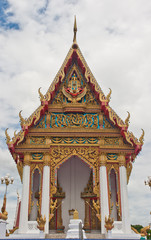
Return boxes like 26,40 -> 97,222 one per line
57,156 -> 91,230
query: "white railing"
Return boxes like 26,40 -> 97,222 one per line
27,221 -> 40,233
112,221 -> 123,233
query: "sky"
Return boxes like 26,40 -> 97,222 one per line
0,0 -> 151,230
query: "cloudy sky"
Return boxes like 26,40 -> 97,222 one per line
0,0 -> 151,230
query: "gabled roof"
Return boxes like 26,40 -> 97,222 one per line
5,18 -> 144,156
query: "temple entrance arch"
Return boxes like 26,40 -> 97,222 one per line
49,147 -> 101,232
57,155 -> 91,230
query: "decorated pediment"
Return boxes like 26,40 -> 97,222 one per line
5,19 -> 144,157
52,64 -> 98,106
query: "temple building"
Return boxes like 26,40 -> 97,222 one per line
5,19 -> 144,237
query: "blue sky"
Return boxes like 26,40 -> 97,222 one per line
0,0 -> 151,230
0,0 -> 19,30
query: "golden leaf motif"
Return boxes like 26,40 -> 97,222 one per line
38,87 -> 45,102
125,111 -> 130,127
5,128 -> 11,144
139,129 -> 144,145
106,88 -> 112,102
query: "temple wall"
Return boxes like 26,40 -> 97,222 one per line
58,156 -> 91,230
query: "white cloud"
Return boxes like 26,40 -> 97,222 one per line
0,0 -> 151,230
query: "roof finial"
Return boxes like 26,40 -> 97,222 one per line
73,16 -> 77,43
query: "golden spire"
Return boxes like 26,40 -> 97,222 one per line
73,16 -> 77,43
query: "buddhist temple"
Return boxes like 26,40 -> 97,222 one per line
5,18 -> 144,238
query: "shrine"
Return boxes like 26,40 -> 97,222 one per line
5,18 -> 144,238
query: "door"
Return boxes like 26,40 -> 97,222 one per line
57,155 -> 91,230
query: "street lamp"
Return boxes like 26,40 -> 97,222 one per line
0,173 -> 14,220
144,176 -> 151,229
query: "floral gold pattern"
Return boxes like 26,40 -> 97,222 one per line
51,137 -> 98,144
50,113 -> 99,129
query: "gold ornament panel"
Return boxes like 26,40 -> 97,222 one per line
49,146 -> 100,198
50,137 -> 99,144
50,113 -> 99,129
104,137 -> 119,145
30,137 -> 46,145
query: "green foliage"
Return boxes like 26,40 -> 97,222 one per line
146,229 -> 151,239
131,224 -> 144,233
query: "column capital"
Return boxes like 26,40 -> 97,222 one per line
99,152 -> 107,167
119,154 -> 126,167
23,153 -> 31,166
43,153 -> 51,166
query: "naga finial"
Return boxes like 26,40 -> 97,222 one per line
125,111 -> 130,127
38,87 -> 45,102
73,15 -> 77,43
5,128 -> 11,145
19,110 -> 25,126
106,88 -> 112,102
139,129 -> 145,145
37,213 -> 46,231
104,215 -> 114,232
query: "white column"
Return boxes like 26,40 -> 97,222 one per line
0,220 -> 8,238
18,154 -> 30,233
100,153 -> 109,234
41,154 -> 50,234
119,155 -> 131,234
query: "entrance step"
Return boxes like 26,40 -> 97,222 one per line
86,233 -> 105,239
45,233 -> 105,239
45,233 -> 66,239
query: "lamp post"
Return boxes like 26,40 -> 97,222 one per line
0,173 -> 14,220
144,176 -> 151,230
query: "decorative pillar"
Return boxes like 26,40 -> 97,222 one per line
99,153 -> 109,234
18,153 -> 31,233
119,155 -> 131,233
84,198 -> 91,232
41,153 -> 50,234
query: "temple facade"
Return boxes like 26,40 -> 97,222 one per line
6,19 -> 144,236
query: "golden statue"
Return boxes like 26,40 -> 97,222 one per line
92,199 -> 101,222
49,199 -> 57,221
73,209 -> 79,219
